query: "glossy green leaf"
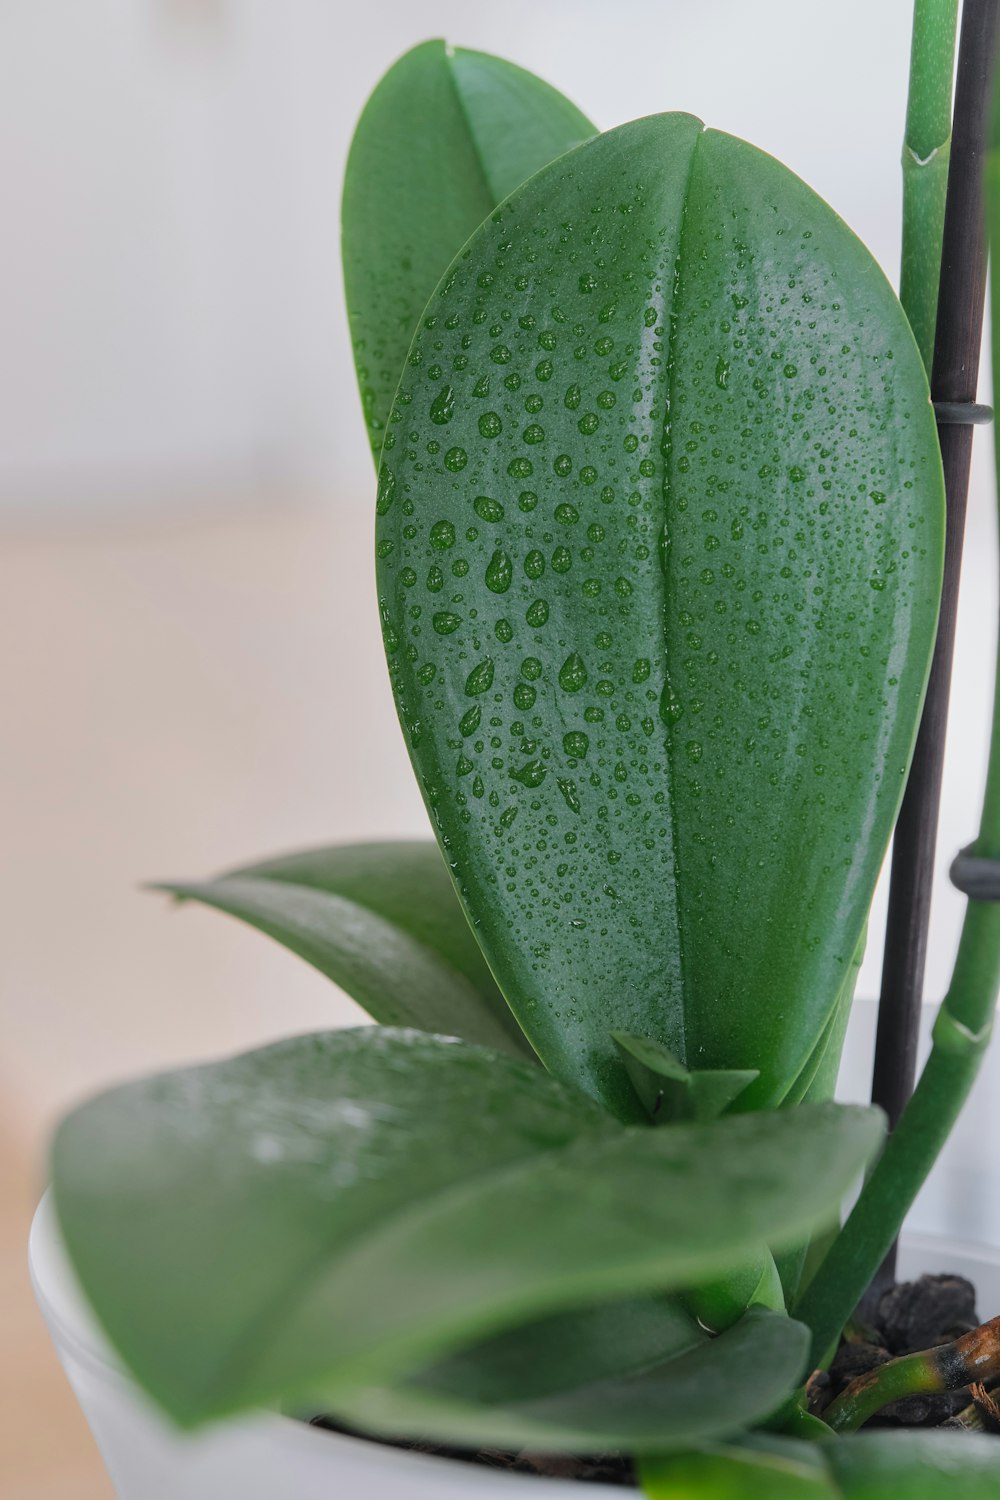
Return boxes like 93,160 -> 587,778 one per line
158,840 -> 533,1059
343,40 -> 594,461
376,112 -> 944,1119
824,1431 -> 1000,1498
641,1439 -> 836,1498
613,1032 -> 758,1122
642,1433 -> 1000,1499
333,1306 -> 808,1455
52,1028 -> 880,1426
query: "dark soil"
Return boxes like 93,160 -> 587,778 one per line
309,1274 -> 997,1485
818,1273 -> 986,1428
308,1415 -> 635,1485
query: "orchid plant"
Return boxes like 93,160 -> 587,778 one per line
52,6 -> 1000,1494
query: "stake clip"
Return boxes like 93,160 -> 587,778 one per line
933,400 -> 994,425
950,843 -> 1000,901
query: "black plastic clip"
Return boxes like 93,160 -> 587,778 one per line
933,400 -> 994,426
950,843 -> 1000,901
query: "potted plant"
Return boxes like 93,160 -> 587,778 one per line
31,4 -> 1000,1494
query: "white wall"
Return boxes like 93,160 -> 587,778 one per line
0,0 -> 933,512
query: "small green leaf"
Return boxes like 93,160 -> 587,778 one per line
157,840 -> 533,1059
642,1432 -> 1000,1500
343,41 -> 594,460
825,1431 -> 1000,1498
335,1307 -> 808,1455
641,1438 -> 836,1498
613,1032 -> 758,1122
377,111 -> 944,1119
52,1029 -> 882,1427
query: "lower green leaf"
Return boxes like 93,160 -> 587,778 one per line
53,1029 -> 882,1428
642,1432 -> 1000,1499
641,1439 -> 836,1498
331,1306 -> 808,1456
825,1431 -> 1000,1498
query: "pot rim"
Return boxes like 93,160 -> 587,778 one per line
29,1192 -> 1000,1490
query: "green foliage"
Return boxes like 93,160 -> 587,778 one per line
49,25 -> 995,1493
343,41 -> 594,461
642,1432 -> 1000,1498
53,1026 -> 879,1430
159,840 -> 532,1058
376,110 -> 943,1118
332,1307 -> 809,1455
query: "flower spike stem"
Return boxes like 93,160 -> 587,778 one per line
899,0 -> 960,375
824,1315 -> 1000,1431
871,0 -> 981,1178
798,0 -> 1000,1367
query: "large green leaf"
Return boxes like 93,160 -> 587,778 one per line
52,1028 -> 880,1426
159,840 -> 533,1059
334,1306 -> 808,1455
642,1433 -> 1000,1499
343,40 -> 594,461
376,112 -> 944,1119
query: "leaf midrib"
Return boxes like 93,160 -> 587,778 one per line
656,123 -> 707,1069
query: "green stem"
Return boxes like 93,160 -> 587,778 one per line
824,1315 -> 1000,1431
798,905 -> 1000,1367
900,0 -> 960,371
796,44 -> 1000,1366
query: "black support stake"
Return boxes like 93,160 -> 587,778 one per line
870,0 -> 999,1288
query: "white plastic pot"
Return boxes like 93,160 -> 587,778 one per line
30,1193 -> 1000,1500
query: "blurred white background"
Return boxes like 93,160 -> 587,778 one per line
1,3 -> 996,1490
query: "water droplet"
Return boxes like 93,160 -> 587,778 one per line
659,681 -> 683,723
557,777 -> 581,813
430,520 -> 456,550
474,496 -> 505,522
513,759 -> 547,787
479,412 -> 502,438
485,549 -> 513,593
444,447 -> 467,472
376,465 -> 396,514
563,730 -> 589,758
465,658 -> 495,695
715,357 -> 730,390
433,611 -> 462,635
459,705 -> 481,736
526,599 -> 550,628
430,385 -> 456,424
559,653 -> 588,693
